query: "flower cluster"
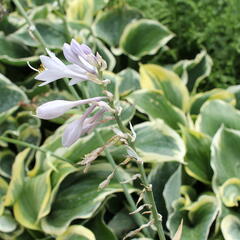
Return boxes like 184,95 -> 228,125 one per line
34,40 -> 111,147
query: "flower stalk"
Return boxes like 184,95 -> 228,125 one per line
0,136 -> 68,162
13,0 -> 47,53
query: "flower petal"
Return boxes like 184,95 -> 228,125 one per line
40,55 -> 64,70
63,43 -> 80,65
62,118 -> 83,147
35,69 -> 66,81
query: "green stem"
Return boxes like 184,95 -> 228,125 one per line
13,0 -> 47,53
94,130 -> 152,238
114,114 -> 166,240
57,0 -> 72,42
63,78 -> 80,100
0,136 -> 68,162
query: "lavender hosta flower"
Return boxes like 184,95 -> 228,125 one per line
62,102 -> 109,147
36,96 -> 106,120
35,40 -> 107,86
63,39 -> 107,73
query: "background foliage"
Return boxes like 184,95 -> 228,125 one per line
0,0 -> 240,240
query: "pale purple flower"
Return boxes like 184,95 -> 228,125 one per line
34,40 -> 107,86
36,96 -> 106,120
63,39 -> 107,73
62,102 -> 110,147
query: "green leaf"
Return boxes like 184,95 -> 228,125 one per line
168,195 -> 218,240
149,162 -> 179,227
220,178 -> 240,207
0,210 -> 17,233
182,128 -> 213,184
228,85 -> 240,110
17,125 -> 41,151
93,6 -> 142,48
0,177 -> 8,215
5,149 -> 30,207
120,19 -> 174,60
211,127 -> 240,206
56,225 -> 96,240
128,89 -> 187,130
41,164 -> 135,235
108,208 -> 136,239
0,150 -> 15,178
139,64 -> 189,111
94,0 -> 109,12
134,120 -> 186,163
174,50 -> 213,92
163,166 -> 182,215
196,100 -> 240,137
13,170 -> 52,230
67,0 -> 94,24
118,68 -> 140,97
10,21 -> 68,49
86,210 -> 117,240
190,89 -> 236,115
221,215 -> 240,240
0,33 -> 38,65
0,74 -> 28,123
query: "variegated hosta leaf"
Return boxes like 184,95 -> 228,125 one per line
221,215 -> 240,240
0,150 -> 15,178
190,88 -> 236,115
93,0 -> 110,12
228,85 -> 240,110
139,64 -> 189,111
173,50 -> 213,92
0,177 -> 8,215
128,89 -> 187,130
181,128 -> 213,184
56,225 -> 96,240
134,120 -> 186,163
211,127 -> 240,206
0,210 -> 17,233
220,178 -> 240,207
41,164 -> 135,235
120,19 -> 174,60
4,149 -> 29,207
149,162 -> 179,227
86,210 -> 117,240
108,208 -> 138,238
0,74 -> 28,124
168,195 -> 218,240
13,170 -> 53,230
0,32 -> 38,65
6,149 -> 76,230
118,68 -> 140,97
196,100 -> 240,137
93,6 -> 142,48
163,166 -> 182,215
66,0 -> 94,24
9,21 -> 68,49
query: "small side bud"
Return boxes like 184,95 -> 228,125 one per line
120,173 -> 141,184
129,204 -> 151,215
98,170 -> 115,189
123,219 -> 154,240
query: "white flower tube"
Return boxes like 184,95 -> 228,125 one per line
36,97 -> 106,120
